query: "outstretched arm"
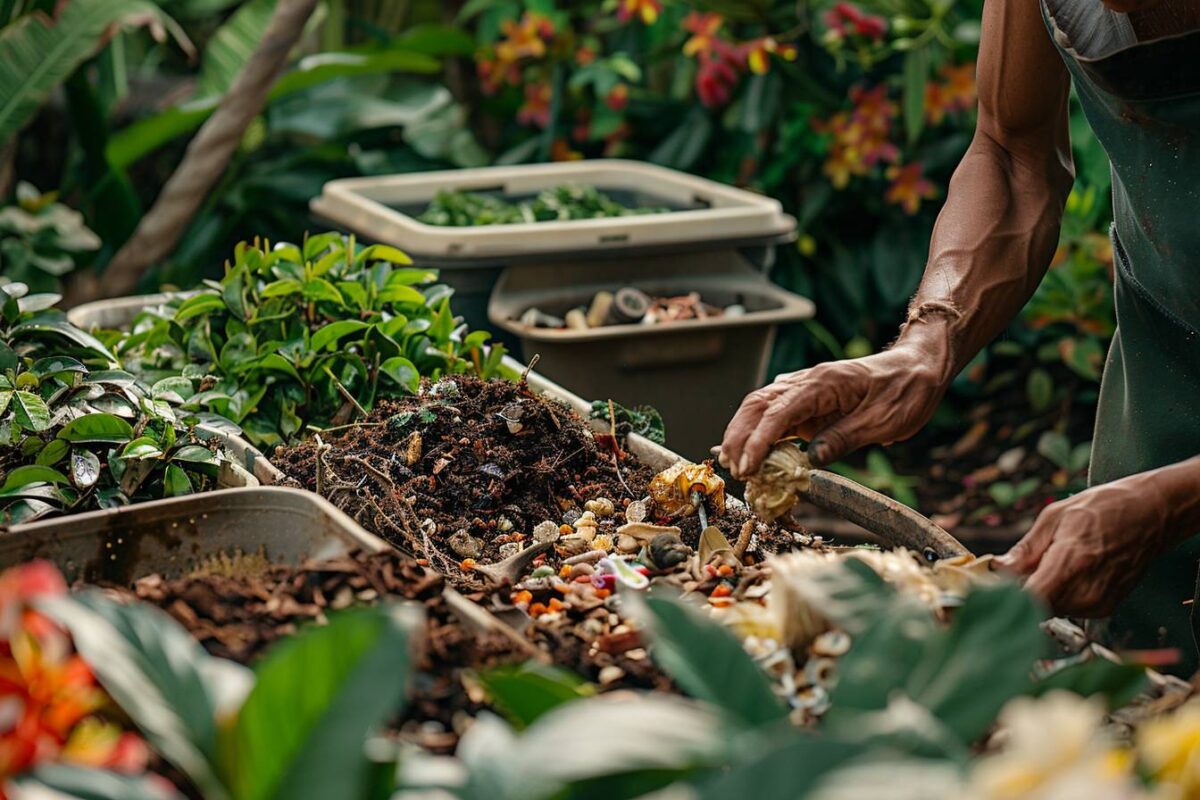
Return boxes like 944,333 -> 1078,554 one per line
720,0 -> 1075,476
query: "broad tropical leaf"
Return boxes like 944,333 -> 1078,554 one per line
0,0 -> 161,143
39,591 -> 252,800
216,603 -> 422,800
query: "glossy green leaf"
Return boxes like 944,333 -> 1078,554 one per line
174,293 -> 227,322
171,444 -> 219,465
1,464 -> 69,491
261,279 -> 303,298
216,604 -> 422,800
379,284 -> 426,306
379,357 -> 419,394
477,662 -> 595,730
310,321 -> 370,352
301,278 -> 344,304
57,413 -> 134,443
628,594 -> 788,728
10,320 -> 116,363
121,436 -> 164,460
35,437 -> 69,466
31,355 -> 87,379
828,584 -> 1044,743
163,463 -> 193,496
11,390 -> 51,432
354,244 -> 413,266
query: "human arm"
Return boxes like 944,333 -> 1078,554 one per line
997,457 -> 1200,616
720,0 -> 1076,477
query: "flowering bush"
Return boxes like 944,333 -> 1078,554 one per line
459,0 -> 1113,380
0,562 -> 148,794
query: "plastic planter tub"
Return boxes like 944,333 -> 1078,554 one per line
309,160 -> 799,347
0,487 -> 388,584
68,294 -> 285,486
490,251 -> 815,460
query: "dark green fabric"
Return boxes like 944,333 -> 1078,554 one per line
1043,0 -> 1200,672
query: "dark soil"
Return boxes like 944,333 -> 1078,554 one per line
273,377 -> 799,576
100,549 -> 673,753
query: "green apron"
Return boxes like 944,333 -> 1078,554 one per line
1042,0 -> 1200,672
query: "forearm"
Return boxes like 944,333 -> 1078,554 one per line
1151,456 -> 1200,548
898,131 -> 1074,380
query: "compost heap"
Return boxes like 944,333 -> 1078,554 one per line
272,376 -> 799,578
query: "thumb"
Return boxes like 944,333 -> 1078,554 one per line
997,511 -> 1059,575
808,416 -> 866,467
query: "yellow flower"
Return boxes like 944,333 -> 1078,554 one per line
1139,700 -> 1200,797
967,692 -> 1142,799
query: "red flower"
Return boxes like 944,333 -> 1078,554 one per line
616,0 -> 662,25
885,162 -> 938,215
683,12 -> 724,57
823,2 -> 887,41
605,84 -> 629,112
517,82 -> 553,128
744,37 -> 798,75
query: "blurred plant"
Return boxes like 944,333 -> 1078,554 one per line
828,448 -> 920,508
24,570 -> 421,800
0,183 -> 100,293
0,561 -> 152,792
111,233 -> 506,447
0,283 -> 233,524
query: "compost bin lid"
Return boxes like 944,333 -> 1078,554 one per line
309,160 -> 797,267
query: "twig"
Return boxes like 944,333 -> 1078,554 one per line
733,520 -> 754,560
520,354 -> 541,383
314,435 -> 329,497
68,0 -> 320,304
324,364 -> 368,419
341,454 -> 395,490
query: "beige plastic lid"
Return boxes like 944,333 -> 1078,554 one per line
310,159 -> 796,263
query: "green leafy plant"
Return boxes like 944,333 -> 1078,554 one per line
829,448 -> 920,508
39,588 -> 422,800
0,182 -> 101,291
0,282 -> 235,524
113,233 -> 506,447
417,184 -> 669,227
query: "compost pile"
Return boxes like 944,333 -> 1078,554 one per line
103,548 -> 672,752
273,376 -> 797,577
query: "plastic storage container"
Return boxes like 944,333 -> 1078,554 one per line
310,160 -> 801,350
489,251 -> 814,459
0,487 -> 387,584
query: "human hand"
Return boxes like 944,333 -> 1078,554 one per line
719,324 -> 953,478
996,476 -> 1175,617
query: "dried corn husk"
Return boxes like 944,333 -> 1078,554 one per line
745,445 -> 812,522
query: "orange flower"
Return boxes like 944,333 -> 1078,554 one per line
495,11 -> 554,63
744,37 -> 798,75
924,62 -> 977,124
517,82 -> 553,128
551,139 -> 584,162
885,163 -> 938,214
682,12 -> 724,58
616,0 -> 661,25
816,85 -> 900,188
0,562 -> 150,785
605,83 -> 629,112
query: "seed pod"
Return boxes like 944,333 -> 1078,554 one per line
532,520 -> 561,544
584,497 -> 615,517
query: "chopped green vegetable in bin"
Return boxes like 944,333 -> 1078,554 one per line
418,184 -> 669,227
590,399 -> 667,445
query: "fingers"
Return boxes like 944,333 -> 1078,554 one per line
808,416 -> 866,466
736,381 -> 844,478
996,506 -> 1061,575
